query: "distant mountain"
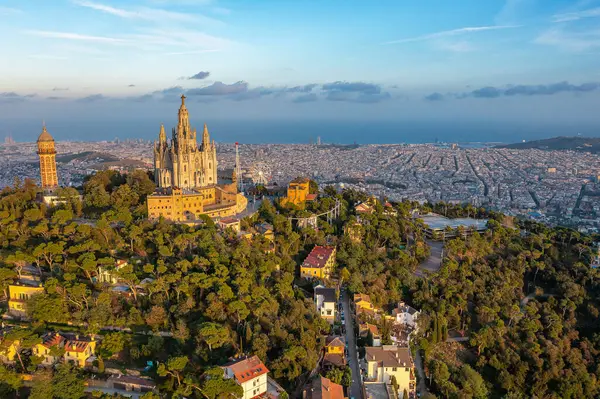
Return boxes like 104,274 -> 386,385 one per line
496,136 -> 600,153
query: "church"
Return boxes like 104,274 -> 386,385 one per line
147,95 -> 247,222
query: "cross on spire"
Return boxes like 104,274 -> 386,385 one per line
181,94 -> 186,105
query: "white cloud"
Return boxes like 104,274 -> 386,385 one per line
72,0 -> 222,25
535,27 -> 600,51
24,30 -> 127,44
552,7 -> 600,22
383,26 -> 519,45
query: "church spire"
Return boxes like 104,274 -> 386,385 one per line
202,123 -> 210,148
159,124 -> 166,143
178,94 -> 190,137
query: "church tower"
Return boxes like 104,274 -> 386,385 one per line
154,95 -> 218,190
37,124 -> 58,190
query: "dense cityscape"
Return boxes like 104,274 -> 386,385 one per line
3,137 -> 600,229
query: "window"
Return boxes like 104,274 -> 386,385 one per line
326,310 -> 332,315
392,367 -> 397,371
405,367 -> 409,372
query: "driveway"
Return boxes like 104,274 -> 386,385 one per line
414,239 -> 443,277
414,350 -> 429,397
342,290 -> 363,399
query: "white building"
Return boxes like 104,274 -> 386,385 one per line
223,355 -> 269,399
314,285 -> 336,324
365,346 -> 416,397
392,301 -> 419,329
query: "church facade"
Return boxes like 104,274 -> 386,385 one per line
147,96 -> 247,222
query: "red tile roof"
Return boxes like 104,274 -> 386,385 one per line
40,332 -> 65,348
304,376 -> 344,399
306,194 -> 318,201
302,246 -> 335,269
64,337 -> 92,353
224,355 -> 269,384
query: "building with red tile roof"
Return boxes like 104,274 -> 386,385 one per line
301,246 -> 336,280
302,376 -> 345,399
223,355 -> 269,399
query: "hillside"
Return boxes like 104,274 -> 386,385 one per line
496,136 -> 600,153
56,151 -> 119,163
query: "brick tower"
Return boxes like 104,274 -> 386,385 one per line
37,124 -> 58,190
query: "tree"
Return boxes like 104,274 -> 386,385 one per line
459,365 -> 488,399
0,365 -> 22,397
157,356 -> 188,387
197,367 -> 243,399
145,305 -> 168,332
29,370 -> 53,399
99,332 -> 129,357
198,322 -> 230,352
2,328 -> 41,371
52,363 -> 85,399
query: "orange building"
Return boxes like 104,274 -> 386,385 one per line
281,177 -> 310,207
37,124 -> 58,190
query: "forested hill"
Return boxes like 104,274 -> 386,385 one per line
496,136 -> 600,153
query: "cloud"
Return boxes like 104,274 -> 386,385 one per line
128,84 -> 136,87
553,7 -> 600,23
322,81 -> 391,103
187,81 -> 248,96
472,86 -> 503,98
52,87 -> 69,91
535,27 -> 600,51
292,93 -> 318,103
383,25 -> 518,45
77,94 -> 106,102
72,1 -> 220,24
425,81 -> 600,101
186,71 -> 211,80
425,92 -> 444,101
47,96 -> 64,100
25,30 -> 126,44
0,92 -> 35,103
285,84 -> 318,93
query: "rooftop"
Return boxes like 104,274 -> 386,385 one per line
365,346 -> 413,368
419,213 -> 488,231
303,376 -> 344,399
224,355 -> 269,384
314,287 -> 336,303
303,246 -> 336,269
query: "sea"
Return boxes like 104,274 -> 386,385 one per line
2,118 -> 599,145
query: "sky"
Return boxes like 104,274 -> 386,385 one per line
1,0 -> 600,142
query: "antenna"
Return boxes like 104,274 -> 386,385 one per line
235,142 -> 242,192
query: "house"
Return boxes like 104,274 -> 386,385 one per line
306,193 -> 318,202
391,302 -> 420,329
354,294 -> 376,312
223,355 -> 269,399
0,327 -> 18,365
300,246 -> 336,280
359,323 -> 382,347
33,332 -> 66,367
7,282 -> 44,316
344,221 -> 363,243
314,286 -> 337,324
383,202 -> 398,216
255,223 -> 275,241
323,336 -> 346,369
364,346 -> 416,397
302,376 -> 345,399
355,202 -> 374,215
218,217 -> 241,233
63,334 -> 97,368
97,259 -> 128,285
107,375 -> 157,394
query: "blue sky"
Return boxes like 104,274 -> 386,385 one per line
1,0 -> 600,140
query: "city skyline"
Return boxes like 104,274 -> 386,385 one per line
1,0 -> 600,139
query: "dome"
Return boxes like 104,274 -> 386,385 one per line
37,125 -> 54,142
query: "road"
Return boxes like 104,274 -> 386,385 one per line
414,350 -> 428,397
342,290 -> 363,399
414,239 -> 444,277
